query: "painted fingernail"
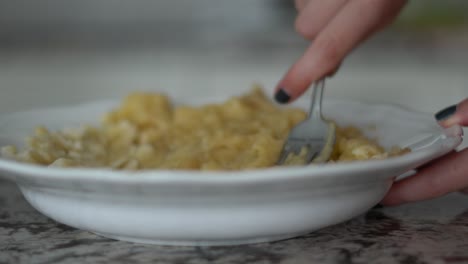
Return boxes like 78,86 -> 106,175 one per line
435,104 -> 457,121
274,89 -> 290,104
372,204 -> 384,209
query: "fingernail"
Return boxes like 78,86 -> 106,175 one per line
275,89 -> 290,104
372,204 -> 384,209
435,104 -> 457,121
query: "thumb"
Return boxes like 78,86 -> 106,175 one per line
435,97 -> 468,127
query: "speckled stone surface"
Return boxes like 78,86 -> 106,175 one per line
0,179 -> 467,264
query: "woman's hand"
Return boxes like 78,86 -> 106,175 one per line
382,98 -> 468,206
277,0 -> 467,206
274,0 -> 407,103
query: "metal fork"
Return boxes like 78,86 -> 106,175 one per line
277,79 -> 336,165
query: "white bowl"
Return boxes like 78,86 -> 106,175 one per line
0,97 -> 463,246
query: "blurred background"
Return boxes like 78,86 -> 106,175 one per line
0,0 -> 466,119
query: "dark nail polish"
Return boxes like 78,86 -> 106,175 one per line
275,89 -> 290,104
435,104 -> 457,121
372,204 -> 384,209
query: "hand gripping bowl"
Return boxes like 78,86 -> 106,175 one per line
0,96 -> 463,246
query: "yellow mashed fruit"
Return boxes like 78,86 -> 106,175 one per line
1,88 -> 408,170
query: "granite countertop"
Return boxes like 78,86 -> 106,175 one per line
0,179 -> 466,264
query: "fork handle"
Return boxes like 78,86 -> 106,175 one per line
309,79 -> 325,119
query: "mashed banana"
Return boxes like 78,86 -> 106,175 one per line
1,88 -> 408,170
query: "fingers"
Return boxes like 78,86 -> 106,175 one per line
436,98 -> 468,127
275,0 -> 407,103
295,0 -> 348,40
383,99 -> 468,206
381,148 -> 468,206
295,0 -> 310,11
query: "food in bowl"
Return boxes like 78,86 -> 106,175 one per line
1,87 -> 408,170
